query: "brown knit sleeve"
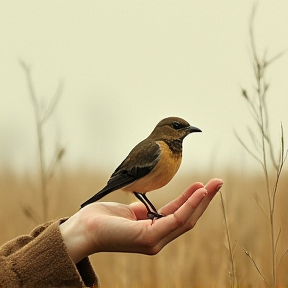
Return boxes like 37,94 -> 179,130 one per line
0,218 -> 99,288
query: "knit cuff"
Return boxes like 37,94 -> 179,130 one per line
7,219 -> 98,287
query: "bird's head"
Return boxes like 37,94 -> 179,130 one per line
149,117 -> 201,141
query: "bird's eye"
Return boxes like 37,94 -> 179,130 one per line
172,121 -> 182,130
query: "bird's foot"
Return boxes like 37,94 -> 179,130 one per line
147,211 -> 164,222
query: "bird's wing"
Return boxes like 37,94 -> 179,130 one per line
80,140 -> 161,208
108,139 -> 161,186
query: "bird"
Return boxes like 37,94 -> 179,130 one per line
80,117 -> 201,220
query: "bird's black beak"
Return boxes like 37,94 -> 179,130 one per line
186,126 -> 202,133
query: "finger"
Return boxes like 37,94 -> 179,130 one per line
187,178 -> 223,225
159,182 -> 204,215
156,179 -> 223,247
150,188 -> 207,240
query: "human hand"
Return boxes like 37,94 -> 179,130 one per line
60,178 -> 223,263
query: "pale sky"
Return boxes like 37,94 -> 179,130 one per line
1,1 -> 288,175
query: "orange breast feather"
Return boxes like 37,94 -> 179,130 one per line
123,141 -> 182,193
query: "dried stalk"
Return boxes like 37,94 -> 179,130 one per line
20,60 -> 64,222
220,191 -> 238,288
236,6 -> 287,287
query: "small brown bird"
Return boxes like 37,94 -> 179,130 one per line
81,117 -> 201,220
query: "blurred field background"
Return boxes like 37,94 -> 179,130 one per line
1,1 -> 288,288
1,168 -> 288,287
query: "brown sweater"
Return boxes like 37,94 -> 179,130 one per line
0,219 -> 99,288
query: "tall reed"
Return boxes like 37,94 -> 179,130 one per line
20,61 -> 65,223
235,6 -> 287,287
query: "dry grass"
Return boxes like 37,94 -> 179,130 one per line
1,168 -> 288,288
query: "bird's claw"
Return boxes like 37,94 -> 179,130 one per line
147,212 -> 164,222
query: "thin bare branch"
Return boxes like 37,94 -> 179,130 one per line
20,60 -> 65,223
277,247 -> 288,270
19,202 -> 42,225
236,241 -> 270,286
19,60 -> 41,124
252,192 -> 269,220
249,4 -> 260,71
236,6 -> 287,287
47,145 -> 65,178
271,125 -> 287,214
220,191 -> 237,288
234,131 -> 263,165
275,228 -> 281,252
264,49 -> 287,68
247,126 -> 261,151
42,79 -> 64,123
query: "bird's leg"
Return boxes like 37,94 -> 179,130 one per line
133,192 -> 163,220
141,193 -> 163,220
133,192 -> 155,218
140,193 -> 159,213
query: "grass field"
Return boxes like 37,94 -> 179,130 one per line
1,167 -> 288,288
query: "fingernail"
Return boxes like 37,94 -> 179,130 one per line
216,184 -> 223,192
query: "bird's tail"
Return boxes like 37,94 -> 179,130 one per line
80,187 -> 114,208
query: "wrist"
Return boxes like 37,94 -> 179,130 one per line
59,212 -> 89,263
